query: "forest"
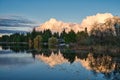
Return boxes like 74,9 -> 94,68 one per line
0,25 -> 120,49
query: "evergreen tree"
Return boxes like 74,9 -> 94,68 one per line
31,27 -> 37,40
42,29 -> 52,42
53,32 -> 59,38
60,29 -> 67,39
64,30 -> 76,43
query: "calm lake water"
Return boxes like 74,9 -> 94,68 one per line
0,45 -> 120,80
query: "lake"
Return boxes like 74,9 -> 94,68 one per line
0,45 -> 120,80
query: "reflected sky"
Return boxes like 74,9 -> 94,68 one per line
0,53 -> 34,68
0,47 -> 120,80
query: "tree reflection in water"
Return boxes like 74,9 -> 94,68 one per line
34,49 -> 120,80
88,53 -> 115,73
0,45 -> 120,80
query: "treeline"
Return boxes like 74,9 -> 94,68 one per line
0,27 -> 120,48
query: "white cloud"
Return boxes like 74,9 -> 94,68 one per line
36,13 -> 116,34
36,18 -> 82,34
81,13 -> 113,32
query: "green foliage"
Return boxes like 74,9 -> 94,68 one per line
28,38 -> 33,48
64,30 -> 76,43
0,35 -> 9,42
76,31 -> 89,45
53,32 -> 59,38
0,25 -> 120,48
42,29 -> 52,42
48,36 -> 58,48
60,29 -> 67,39
60,29 -> 78,44
31,28 -> 37,40
33,35 -> 42,49
0,33 -> 28,42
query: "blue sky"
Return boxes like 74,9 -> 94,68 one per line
0,0 -> 120,35
0,0 -> 120,23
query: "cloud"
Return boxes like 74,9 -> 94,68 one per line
0,16 -> 37,34
0,16 -> 35,27
36,18 -> 82,34
0,30 -> 26,34
81,13 -> 113,32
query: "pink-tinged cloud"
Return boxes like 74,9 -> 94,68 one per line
36,18 -> 82,34
81,13 -> 114,32
36,13 -> 118,34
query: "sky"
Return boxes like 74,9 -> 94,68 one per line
0,0 -> 120,35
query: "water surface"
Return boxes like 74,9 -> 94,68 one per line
0,46 -> 120,80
